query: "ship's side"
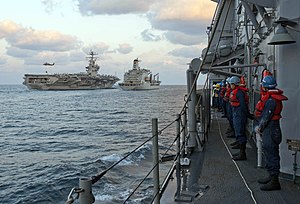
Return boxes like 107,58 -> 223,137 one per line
159,1 -> 300,202
199,0 -> 300,179
118,58 -> 161,91
118,81 -> 160,91
23,51 -> 119,90
23,74 -> 119,90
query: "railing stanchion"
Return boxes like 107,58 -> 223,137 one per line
152,118 -> 160,204
182,110 -> 187,156
186,67 -> 197,150
79,178 -> 94,204
175,114 -> 182,199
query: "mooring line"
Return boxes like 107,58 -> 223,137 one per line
215,113 -> 258,204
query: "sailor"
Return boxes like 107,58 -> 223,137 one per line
220,80 -> 227,117
212,83 -> 220,109
229,76 -> 248,160
255,75 -> 288,191
224,77 -> 235,138
216,83 -> 222,111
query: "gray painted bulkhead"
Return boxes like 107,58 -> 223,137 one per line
202,0 -> 300,176
274,0 -> 300,175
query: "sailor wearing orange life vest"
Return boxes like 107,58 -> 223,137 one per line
224,77 -> 235,137
220,80 -> 227,117
229,76 -> 248,161
255,75 -> 288,191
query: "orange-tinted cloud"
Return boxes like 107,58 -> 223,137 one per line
152,0 -> 216,21
0,20 -> 81,52
0,20 -> 22,38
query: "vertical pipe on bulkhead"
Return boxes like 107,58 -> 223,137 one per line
152,118 -> 160,204
186,67 -> 197,150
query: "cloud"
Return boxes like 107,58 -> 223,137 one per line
76,0 -> 216,38
24,52 -> 70,65
83,42 -> 110,54
0,56 -> 7,65
151,0 -> 215,22
116,43 -> 133,54
9,30 -> 81,52
141,29 -> 161,42
5,46 -> 71,65
164,31 -> 204,46
6,47 -> 37,58
0,20 -> 81,53
41,0 -> 61,14
168,46 -> 201,59
147,0 -> 216,35
69,50 -> 86,62
0,20 -> 22,38
77,0 -> 155,15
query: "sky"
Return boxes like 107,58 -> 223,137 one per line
0,0 -> 217,85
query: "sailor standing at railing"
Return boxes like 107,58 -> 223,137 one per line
255,75 -> 288,191
229,76 -> 248,161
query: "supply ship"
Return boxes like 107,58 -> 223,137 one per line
118,58 -> 161,90
23,51 -> 119,90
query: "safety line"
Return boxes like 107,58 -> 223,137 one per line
215,113 -> 258,204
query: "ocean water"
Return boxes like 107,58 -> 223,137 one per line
0,85 -> 186,204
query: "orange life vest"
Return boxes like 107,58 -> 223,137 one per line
254,88 -> 288,120
220,87 -> 226,98
229,86 -> 249,107
224,86 -> 231,102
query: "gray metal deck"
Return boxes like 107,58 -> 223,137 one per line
161,112 -> 300,204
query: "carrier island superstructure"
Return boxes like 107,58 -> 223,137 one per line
23,51 -> 119,90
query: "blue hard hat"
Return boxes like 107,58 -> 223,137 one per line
261,76 -> 277,89
221,79 -> 226,86
229,76 -> 240,85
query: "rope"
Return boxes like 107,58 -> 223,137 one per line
91,134 -> 155,184
123,118 -> 184,203
158,118 -> 177,135
160,128 -> 182,159
123,162 -> 159,203
215,113 -> 258,204
91,117 -> 179,184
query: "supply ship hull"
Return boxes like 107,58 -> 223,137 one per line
118,81 -> 160,91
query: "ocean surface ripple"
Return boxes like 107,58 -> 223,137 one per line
0,85 -> 186,204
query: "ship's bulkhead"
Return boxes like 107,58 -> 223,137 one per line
201,0 -> 300,177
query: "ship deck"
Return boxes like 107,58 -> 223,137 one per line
161,111 -> 300,204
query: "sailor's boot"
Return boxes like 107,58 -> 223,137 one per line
230,141 -> 239,146
258,174 -> 272,184
260,175 -> 281,191
231,143 -> 240,149
232,144 -> 246,161
225,127 -> 232,134
226,132 -> 235,138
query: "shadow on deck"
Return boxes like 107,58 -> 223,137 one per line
161,111 -> 300,204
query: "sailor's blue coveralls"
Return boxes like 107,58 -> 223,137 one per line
232,89 -> 248,144
258,98 -> 282,177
